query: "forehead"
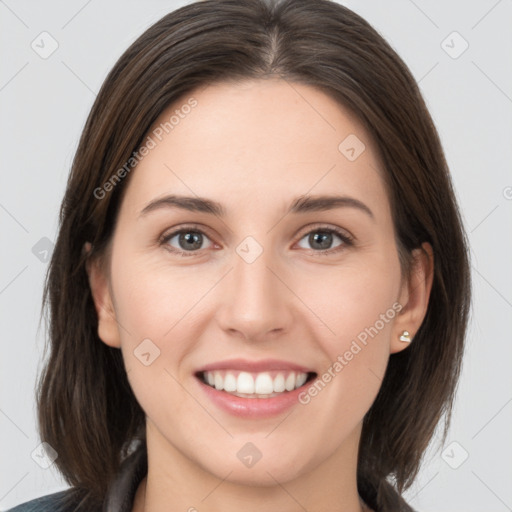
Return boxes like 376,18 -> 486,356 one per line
122,79 -> 389,220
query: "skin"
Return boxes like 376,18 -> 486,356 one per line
86,78 -> 433,512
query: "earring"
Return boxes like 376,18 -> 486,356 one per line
399,330 -> 411,343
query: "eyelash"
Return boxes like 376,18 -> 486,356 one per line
159,223 -> 354,258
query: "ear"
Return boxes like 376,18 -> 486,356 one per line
84,241 -> 121,348
391,242 -> 434,354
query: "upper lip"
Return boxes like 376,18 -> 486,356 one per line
196,358 -> 316,374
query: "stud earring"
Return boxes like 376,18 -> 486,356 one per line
399,330 -> 411,343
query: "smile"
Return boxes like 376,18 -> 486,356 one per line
198,369 -> 316,398
194,359 -> 318,418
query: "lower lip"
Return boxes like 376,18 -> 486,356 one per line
196,376 -> 313,419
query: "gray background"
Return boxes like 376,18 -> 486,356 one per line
1,1 -> 511,510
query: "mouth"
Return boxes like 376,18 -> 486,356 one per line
193,358 -> 319,418
194,369 -> 317,399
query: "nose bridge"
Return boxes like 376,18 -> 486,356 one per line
217,237 -> 291,340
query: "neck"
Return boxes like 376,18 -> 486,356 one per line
132,419 -> 369,512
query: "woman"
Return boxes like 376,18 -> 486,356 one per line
8,0 -> 470,510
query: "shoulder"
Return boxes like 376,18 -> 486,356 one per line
5,489 -> 86,512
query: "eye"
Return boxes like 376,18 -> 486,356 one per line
160,225 -> 214,257
160,223 -> 353,258
295,225 -> 353,255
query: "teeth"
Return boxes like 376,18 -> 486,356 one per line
273,373 -> 285,392
202,370 -> 310,396
237,372 -> 254,394
296,372 -> 307,388
285,373 -> 295,391
224,372 -> 237,392
255,373 -> 273,394
214,372 -> 223,390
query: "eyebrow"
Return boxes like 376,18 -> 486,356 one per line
139,193 -> 374,219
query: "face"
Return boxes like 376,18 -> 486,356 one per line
87,78 -> 429,487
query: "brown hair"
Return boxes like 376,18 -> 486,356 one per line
37,0 -> 471,510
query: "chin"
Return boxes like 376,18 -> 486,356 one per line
212,463 -> 305,488
195,442 -> 313,487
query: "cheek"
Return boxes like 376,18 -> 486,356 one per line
295,250 -> 401,349
294,249 -> 401,412
112,271 -> 200,426
111,254 -> 217,343
109,255 -> 224,416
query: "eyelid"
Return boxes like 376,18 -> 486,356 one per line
294,222 -> 354,243
159,222 -> 213,240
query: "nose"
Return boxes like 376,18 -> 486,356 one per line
216,243 -> 294,342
